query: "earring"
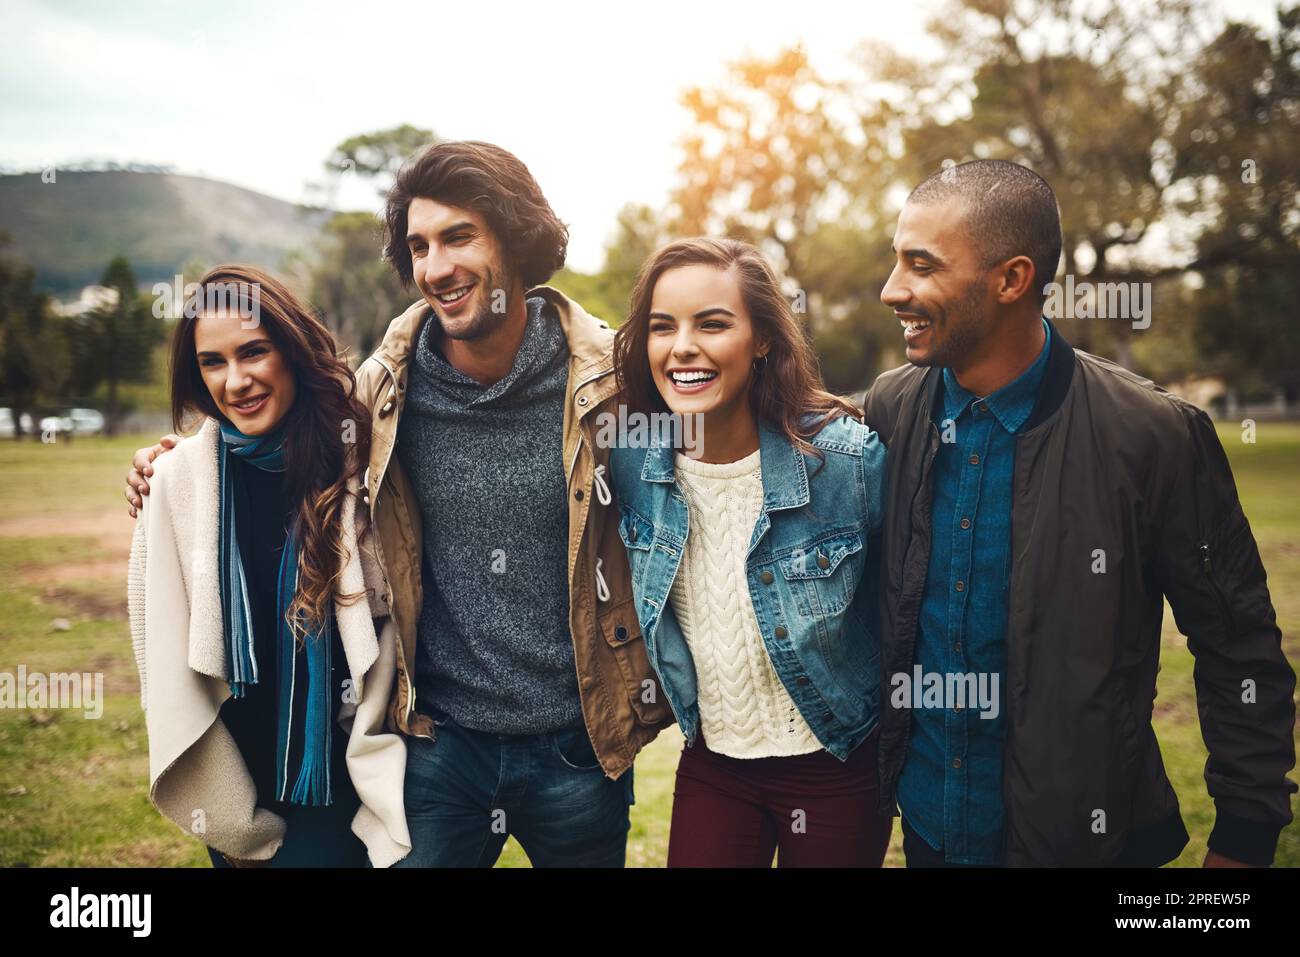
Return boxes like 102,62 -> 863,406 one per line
754,354 -> 769,371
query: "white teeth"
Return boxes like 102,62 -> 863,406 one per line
436,285 -> 472,304
903,320 -> 930,330
671,370 -> 717,384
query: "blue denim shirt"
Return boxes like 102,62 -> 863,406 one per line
608,416 -> 887,760
897,320 -> 1051,864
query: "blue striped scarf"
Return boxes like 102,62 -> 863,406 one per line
218,421 -> 333,806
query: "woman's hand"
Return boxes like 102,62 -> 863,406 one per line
125,434 -> 181,517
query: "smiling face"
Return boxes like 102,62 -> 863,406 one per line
646,263 -> 767,421
405,197 -> 520,341
194,311 -> 297,435
880,198 -> 996,369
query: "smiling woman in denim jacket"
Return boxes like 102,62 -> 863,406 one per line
609,238 -> 891,867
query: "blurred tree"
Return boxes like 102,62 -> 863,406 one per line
1171,6 -> 1300,393
670,46 -> 899,392
864,0 -> 1298,377
66,256 -> 163,435
324,124 -> 436,195
0,233 -> 67,437
552,203 -> 669,327
306,212 -> 411,360
301,128 -> 437,360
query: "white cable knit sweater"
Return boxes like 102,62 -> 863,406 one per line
670,450 -> 822,759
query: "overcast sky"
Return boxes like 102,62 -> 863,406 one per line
1,0 -> 1283,271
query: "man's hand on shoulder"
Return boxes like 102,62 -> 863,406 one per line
125,434 -> 181,518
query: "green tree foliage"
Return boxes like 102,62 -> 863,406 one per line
552,203 -> 668,327
65,256 -> 163,435
307,211 -> 411,360
649,0 -> 1299,392
0,233 -> 67,436
669,45 -> 902,392
304,128 -> 440,360
1172,7 -> 1300,392
325,124 -> 436,191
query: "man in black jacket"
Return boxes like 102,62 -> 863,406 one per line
862,159 -> 1296,866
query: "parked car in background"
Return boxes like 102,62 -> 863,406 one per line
39,413 -> 74,437
0,408 -> 100,439
67,408 -> 105,435
0,409 -> 37,438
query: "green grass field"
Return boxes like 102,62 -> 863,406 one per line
0,424 -> 1296,867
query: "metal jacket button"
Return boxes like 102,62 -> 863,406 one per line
761,570 -> 774,584
775,626 -> 787,638
614,625 -> 628,641
817,553 -> 830,569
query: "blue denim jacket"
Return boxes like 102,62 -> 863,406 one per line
608,415 -> 887,760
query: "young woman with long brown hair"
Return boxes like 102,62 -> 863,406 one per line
127,265 -> 409,867
609,237 -> 892,866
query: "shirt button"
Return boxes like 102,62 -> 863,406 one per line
575,490 -> 584,501
969,454 -> 980,466
960,518 -> 971,530
761,570 -> 774,584
614,625 -> 629,641
775,626 -> 788,638
955,580 -> 965,592
817,554 -> 830,569
952,758 -> 962,769
975,402 -> 987,413
954,642 -> 962,653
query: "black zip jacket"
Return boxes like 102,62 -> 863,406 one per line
861,320 -> 1296,866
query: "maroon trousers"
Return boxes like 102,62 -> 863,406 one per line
666,729 -> 892,867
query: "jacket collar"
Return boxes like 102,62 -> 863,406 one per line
924,317 -> 1075,431
640,416 -> 810,512
373,285 -> 614,378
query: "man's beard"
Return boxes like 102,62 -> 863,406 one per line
438,260 -> 518,342
910,274 -> 992,370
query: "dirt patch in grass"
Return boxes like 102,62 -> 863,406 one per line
0,509 -> 134,551
30,584 -> 127,619
22,560 -> 129,589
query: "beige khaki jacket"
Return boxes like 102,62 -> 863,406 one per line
353,286 -> 672,777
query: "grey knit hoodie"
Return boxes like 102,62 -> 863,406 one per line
395,296 -> 580,734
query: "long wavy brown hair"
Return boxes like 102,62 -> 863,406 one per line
614,237 -> 861,468
168,264 -> 372,640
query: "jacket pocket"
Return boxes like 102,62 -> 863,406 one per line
598,596 -> 672,727
777,531 -> 865,618
617,505 -> 654,553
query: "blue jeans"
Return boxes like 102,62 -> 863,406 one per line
394,716 -> 634,868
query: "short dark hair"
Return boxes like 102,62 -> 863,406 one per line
382,140 -> 568,290
908,159 -> 1062,304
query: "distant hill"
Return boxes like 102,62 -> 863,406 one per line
0,170 -> 334,293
